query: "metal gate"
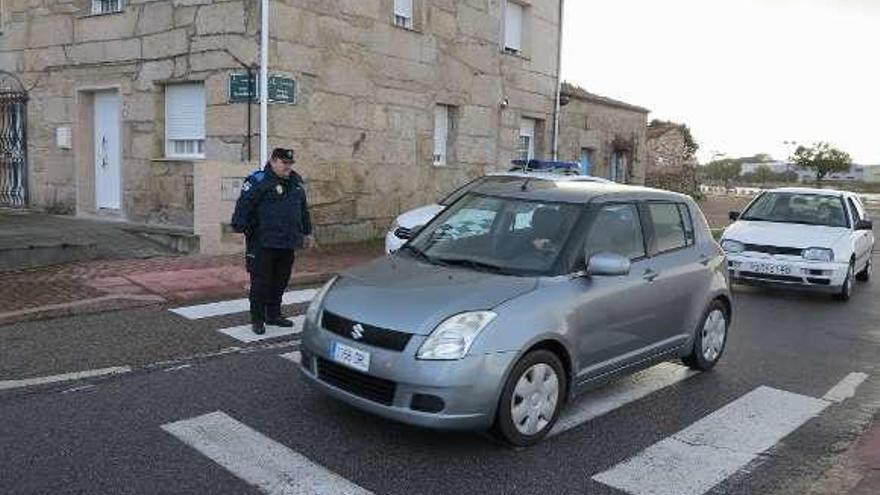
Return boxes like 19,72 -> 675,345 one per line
0,71 -> 28,207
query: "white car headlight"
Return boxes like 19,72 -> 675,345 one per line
306,276 -> 338,324
803,247 -> 834,262
721,239 -> 745,254
417,311 -> 497,360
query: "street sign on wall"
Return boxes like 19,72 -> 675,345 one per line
228,74 -> 297,104
268,76 -> 296,104
228,73 -> 258,103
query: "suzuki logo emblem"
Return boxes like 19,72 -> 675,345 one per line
351,323 -> 365,340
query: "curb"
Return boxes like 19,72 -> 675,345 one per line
0,271 -> 337,325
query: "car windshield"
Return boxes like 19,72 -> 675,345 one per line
406,193 -> 583,276
438,176 -> 529,206
741,192 -> 849,228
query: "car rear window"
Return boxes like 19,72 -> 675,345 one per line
646,202 -> 691,254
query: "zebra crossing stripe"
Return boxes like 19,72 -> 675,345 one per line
280,351 -> 302,364
218,316 -> 305,343
170,289 -> 317,320
592,372 -> 868,495
550,362 -> 697,436
162,411 -> 372,495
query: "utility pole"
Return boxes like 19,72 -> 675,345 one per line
260,0 -> 269,166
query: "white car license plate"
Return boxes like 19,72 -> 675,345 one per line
749,262 -> 792,276
330,341 -> 371,373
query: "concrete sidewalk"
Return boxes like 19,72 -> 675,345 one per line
0,209 -> 187,271
0,241 -> 382,324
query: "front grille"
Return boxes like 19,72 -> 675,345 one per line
807,278 -> 831,286
743,243 -> 803,256
322,311 -> 412,352
738,271 -> 802,283
317,358 -> 397,406
394,227 -> 413,239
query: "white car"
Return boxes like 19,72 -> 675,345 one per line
721,187 -> 874,300
385,172 -> 612,253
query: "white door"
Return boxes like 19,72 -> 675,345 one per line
94,90 -> 121,210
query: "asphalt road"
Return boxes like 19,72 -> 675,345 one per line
2,257 -> 880,495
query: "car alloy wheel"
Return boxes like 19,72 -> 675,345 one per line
683,299 -> 729,371
511,363 -> 560,436
836,264 -> 854,301
494,349 -> 567,446
701,309 -> 727,363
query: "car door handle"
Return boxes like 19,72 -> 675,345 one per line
643,269 -> 659,282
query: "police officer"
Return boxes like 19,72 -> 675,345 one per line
231,148 -> 315,335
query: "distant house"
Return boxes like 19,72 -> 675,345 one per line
557,83 -> 649,184
863,165 -> 880,183
645,120 -> 698,196
740,161 -> 792,175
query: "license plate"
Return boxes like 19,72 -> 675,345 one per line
749,262 -> 792,275
330,341 -> 371,373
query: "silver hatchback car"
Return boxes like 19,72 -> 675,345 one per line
300,178 -> 731,445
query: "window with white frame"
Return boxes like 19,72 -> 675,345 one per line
504,1 -> 525,54
433,104 -> 455,166
393,0 -> 413,29
92,0 -> 123,15
518,118 -> 536,162
165,83 -> 206,159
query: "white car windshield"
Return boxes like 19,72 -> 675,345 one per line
741,192 -> 849,228
405,193 -> 582,276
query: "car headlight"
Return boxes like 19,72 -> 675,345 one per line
803,247 -> 834,262
306,276 -> 338,324
721,239 -> 745,254
417,311 -> 497,360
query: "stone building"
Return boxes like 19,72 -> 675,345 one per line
0,0 -> 563,251
645,120 -> 699,196
556,82 -> 648,184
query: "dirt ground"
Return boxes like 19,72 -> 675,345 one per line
700,194 -> 754,229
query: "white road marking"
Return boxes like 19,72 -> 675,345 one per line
822,372 -> 869,403
170,289 -> 317,320
0,366 -> 132,391
280,351 -> 302,364
592,386 -> 829,495
218,316 -> 305,343
550,362 -> 697,436
592,372 -> 870,495
162,411 -> 372,495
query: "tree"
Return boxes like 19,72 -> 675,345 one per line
790,142 -> 852,182
751,165 -> 774,188
701,158 -> 742,189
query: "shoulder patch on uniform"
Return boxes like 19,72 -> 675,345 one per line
248,170 -> 266,183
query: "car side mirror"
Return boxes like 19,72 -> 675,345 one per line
856,219 -> 873,231
586,252 -> 631,277
395,225 -> 423,240
729,211 -> 741,221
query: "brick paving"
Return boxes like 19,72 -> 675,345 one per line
0,241 -> 383,321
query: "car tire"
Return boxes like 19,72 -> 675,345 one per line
493,349 -> 567,447
856,258 -> 871,282
834,263 -> 855,301
682,300 -> 729,372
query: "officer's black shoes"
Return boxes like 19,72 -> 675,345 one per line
266,318 -> 294,328
252,322 -> 266,335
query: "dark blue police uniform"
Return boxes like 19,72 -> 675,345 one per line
231,153 -> 312,328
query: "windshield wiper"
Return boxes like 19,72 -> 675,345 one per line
401,244 -> 434,264
433,257 -> 506,274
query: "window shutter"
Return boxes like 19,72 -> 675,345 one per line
505,2 -> 523,52
165,83 -> 206,141
394,0 -> 413,18
433,105 -> 448,165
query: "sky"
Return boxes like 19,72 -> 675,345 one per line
561,0 -> 880,165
